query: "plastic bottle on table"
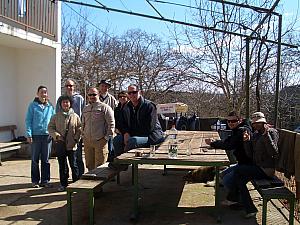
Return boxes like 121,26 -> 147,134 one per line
168,124 -> 178,158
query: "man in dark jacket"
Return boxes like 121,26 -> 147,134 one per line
113,84 -> 164,157
205,111 -> 253,202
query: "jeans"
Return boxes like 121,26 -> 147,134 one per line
221,164 -> 238,190
231,164 -> 269,213
31,135 -> 51,184
57,151 -> 79,187
75,140 -> 85,176
113,135 -> 149,157
107,136 -> 114,162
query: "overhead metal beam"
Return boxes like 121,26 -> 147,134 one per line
59,0 -> 297,48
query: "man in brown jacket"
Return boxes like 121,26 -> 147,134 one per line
82,87 -> 115,171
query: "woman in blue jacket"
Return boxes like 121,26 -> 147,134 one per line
25,86 -> 55,188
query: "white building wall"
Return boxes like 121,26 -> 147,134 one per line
0,2 -> 61,140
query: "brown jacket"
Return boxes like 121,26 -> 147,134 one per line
48,109 -> 82,151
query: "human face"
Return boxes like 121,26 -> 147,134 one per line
87,88 -> 99,103
61,99 -> 71,112
127,86 -> 140,105
118,94 -> 128,105
99,83 -> 109,95
65,80 -> 75,96
37,88 -> 48,103
226,116 -> 240,129
252,122 -> 264,132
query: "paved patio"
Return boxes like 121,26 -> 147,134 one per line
0,157 -> 298,225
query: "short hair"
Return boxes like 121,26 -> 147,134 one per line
59,95 -> 73,108
227,111 -> 240,119
128,84 -> 139,90
37,85 -> 47,92
118,91 -> 127,98
65,78 -> 77,86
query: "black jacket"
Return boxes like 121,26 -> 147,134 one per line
210,121 -> 253,164
120,96 -> 164,145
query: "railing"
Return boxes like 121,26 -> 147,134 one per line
0,0 -> 58,41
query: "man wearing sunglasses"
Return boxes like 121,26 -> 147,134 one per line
82,88 -> 115,171
229,112 -> 279,218
111,84 -> 164,163
56,78 -> 85,177
205,111 -> 253,205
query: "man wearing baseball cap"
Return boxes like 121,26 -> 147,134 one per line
228,112 -> 279,218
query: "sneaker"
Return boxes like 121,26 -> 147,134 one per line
40,183 -> 53,188
244,211 -> 257,219
221,199 -> 239,206
32,183 -> 39,188
57,186 -> 66,192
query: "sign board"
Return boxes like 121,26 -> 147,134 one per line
157,102 -> 188,114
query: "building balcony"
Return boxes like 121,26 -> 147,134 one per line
0,0 -> 58,41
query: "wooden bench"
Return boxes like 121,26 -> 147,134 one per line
0,125 -> 27,166
252,175 -> 295,225
66,163 -> 122,225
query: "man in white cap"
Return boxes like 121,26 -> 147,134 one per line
228,111 -> 279,218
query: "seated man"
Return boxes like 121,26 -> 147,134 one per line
111,84 -> 164,164
229,112 -> 279,218
205,111 -> 253,194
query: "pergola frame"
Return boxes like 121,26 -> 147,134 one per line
59,0 -> 298,125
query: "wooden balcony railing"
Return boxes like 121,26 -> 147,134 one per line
0,0 -> 58,41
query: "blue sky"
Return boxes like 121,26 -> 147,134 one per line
62,0 -> 300,40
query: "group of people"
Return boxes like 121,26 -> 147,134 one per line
25,79 -> 164,191
24,80 -> 278,218
205,111 -> 279,218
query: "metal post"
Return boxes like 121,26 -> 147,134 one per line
245,37 -> 250,118
274,15 -> 282,128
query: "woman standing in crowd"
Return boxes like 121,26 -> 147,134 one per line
48,95 -> 82,191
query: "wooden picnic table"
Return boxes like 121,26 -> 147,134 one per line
115,130 -> 230,222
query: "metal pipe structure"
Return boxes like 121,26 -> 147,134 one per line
274,14 -> 282,128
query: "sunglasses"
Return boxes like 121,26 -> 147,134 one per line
88,93 -> 97,97
128,91 -> 138,95
65,85 -> 74,88
118,95 -> 127,98
227,119 -> 239,123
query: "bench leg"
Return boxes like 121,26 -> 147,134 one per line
162,165 -> 167,175
262,198 -> 268,225
88,191 -> 94,225
130,163 -> 139,221
288,197 -> 295,225
67,190 -> 73,225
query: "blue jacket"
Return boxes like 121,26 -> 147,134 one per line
25,98 -> 55,137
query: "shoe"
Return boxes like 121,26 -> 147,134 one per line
221,199 -> 238,206
40,183 -> 53,188
32,183 -> 39,188
205,180 -> 223,187
108,162 -> 119,170
244,211 -> 257,218
57,186 -> 66,192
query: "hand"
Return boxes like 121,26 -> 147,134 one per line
263,124 -> 269,135
27,137 -> 33,144
205,138 -> 212,145
243,131 -> 250,141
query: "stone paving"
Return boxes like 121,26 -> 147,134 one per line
0,157 -> 298,225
